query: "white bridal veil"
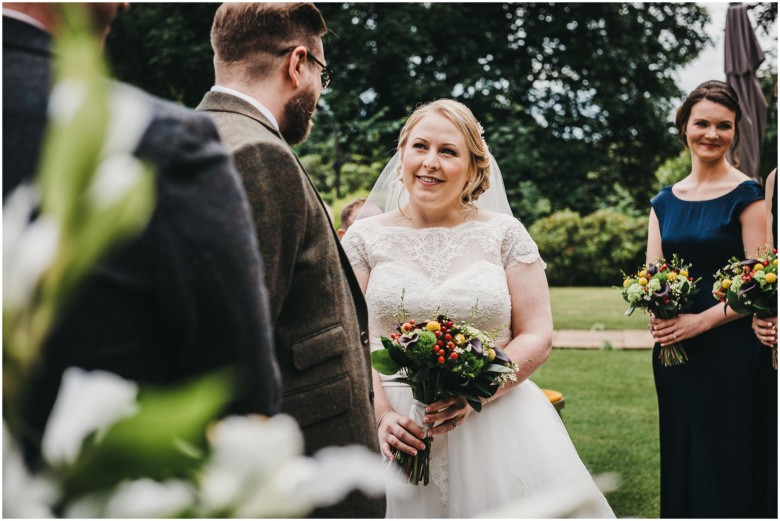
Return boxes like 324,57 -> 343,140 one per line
355,151 -> 514,220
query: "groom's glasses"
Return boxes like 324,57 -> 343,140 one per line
278,47 -> 332,90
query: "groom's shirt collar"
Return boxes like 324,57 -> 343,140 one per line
210,85 -> 279,131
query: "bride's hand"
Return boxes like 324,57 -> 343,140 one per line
425,396 -> 473,436
377,410 -> 427,460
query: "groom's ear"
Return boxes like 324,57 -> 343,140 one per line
286,46 -> 308,89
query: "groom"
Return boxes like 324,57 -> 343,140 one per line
196,3 -> 384,517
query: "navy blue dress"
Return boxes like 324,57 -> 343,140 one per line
650,180 -> 777,518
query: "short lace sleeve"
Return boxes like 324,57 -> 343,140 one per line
501,217 -> 545,269
342,220 -> 371,272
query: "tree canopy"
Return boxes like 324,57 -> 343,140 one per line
107,3 -> 716,216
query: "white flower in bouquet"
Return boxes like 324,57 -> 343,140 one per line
626,284 -> 644,304
42,367 -> 138,467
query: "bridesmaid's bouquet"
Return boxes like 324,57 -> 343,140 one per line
620,254 -> 701,366
371,312 -> 518,485
712,247 -> 778,368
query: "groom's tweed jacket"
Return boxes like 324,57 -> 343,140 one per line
196,92 -> 384,518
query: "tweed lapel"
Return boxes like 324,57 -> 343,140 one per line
197,91 -> 283,140
197,90 -> 368,318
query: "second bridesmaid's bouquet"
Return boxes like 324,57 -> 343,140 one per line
621,254 -> 701,366
712,247 -> 778,368
371,311 -> 518,486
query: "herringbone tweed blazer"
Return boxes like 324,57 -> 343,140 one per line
197,92 -> 384,517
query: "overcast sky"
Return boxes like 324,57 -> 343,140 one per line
675,2 -> 778,96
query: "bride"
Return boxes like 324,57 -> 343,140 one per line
342,99 -> 614,518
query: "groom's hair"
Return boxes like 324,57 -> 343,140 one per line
675,80 -> 742,166
211,3 -> 327,80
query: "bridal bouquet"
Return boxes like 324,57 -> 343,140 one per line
621,254 -> 701,366
371,312 -> 518,485
712,247 -> 778,368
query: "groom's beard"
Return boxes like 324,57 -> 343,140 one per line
282,87 -> 317,145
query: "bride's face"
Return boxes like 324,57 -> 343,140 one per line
401,113 -> 471,213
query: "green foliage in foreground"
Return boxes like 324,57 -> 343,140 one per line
532,349 -> 660,518
550,286 -> 650,330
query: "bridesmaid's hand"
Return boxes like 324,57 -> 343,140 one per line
752,315 -> 778,348
649,314 -> 705,345
424,396 -> 474,436
377,410 -> 427,460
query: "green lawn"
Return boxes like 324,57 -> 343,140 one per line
550,286 -> 650,330
532,349 -> 660,518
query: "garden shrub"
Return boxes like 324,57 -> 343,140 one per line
530,208 -> 648,286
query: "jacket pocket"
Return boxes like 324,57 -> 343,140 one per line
282,375 -> 353,427
290,324 -> 348,371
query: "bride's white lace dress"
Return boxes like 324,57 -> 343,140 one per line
343,211 -> 615,518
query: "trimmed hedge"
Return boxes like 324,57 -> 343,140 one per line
529,208 -> 648,286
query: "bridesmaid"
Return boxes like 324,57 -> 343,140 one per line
646,80 -> 776,518
752,168 -> 777,347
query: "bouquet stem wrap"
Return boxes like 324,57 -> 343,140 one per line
655,310 -> 688,367
756,310 -> 778,370
394,399 -> 433,486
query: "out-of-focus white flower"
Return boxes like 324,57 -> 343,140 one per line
104,479 -> 193,518
199,414 -> 386,517
234,444 -> 387,518
48,78 -> 88,123
64,479 -> 194,518
42,368 -> 139,467
199,414 -> 303,513
3,423 -> 57,518
3,184 -> 60,309
101,83 -> 153,158
89,153 -> 146,209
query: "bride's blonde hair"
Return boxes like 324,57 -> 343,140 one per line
397,99 -> 491,210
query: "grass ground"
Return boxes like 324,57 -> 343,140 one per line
550,286 -> 650,330
532,349 -> 660,518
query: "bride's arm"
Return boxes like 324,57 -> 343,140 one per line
353,268 -> 427,459
491,259 -> 554,399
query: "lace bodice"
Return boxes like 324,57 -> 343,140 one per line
343,212 -> 544,351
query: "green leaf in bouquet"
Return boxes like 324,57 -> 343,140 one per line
485,364 -> 513,373
624,305 -> 636,317
467,398 -> 483,413
380,336 -> 395,350
388,343 -> 410,367
56,369 -> 233,502
371,349 -> 401,375
726,290 -> 752,316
